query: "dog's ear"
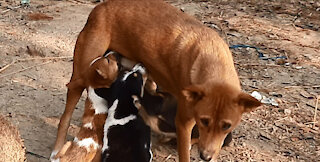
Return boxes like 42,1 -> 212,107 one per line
96,68 -> 109,79
182,85 -> 204,103
106,54 -> 117,61
238,92 -> 262,113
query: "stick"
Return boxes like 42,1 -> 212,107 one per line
2,5 -> 21,14
235,63 -> 281,67
26,151 -> 48,160
313,96 -> 319,128
0,56 -> 72,73
165,154 -> 172,161
66,0 -> 90,4
0,61 -> 52,78
17,56 -> 72,62
0,60 -> 15,73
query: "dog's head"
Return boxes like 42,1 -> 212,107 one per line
182,82 -> 261,161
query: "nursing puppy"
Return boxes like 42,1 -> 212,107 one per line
51,54 -> 118,162
96,64 -> 152,162
56,0 -> 262,161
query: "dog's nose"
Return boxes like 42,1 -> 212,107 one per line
200,151 -> 212,161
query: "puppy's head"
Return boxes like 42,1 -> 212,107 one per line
88,54 -> 118,89
182,82 -> 261,161
122,64 -> 146,97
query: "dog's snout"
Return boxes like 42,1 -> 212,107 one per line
200,151 -> 213,161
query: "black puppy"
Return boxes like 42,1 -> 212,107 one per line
96,64 -> 152,162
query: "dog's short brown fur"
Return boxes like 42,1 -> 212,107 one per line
54,0 -> 262,161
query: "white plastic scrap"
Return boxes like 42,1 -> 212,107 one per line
251,91 -> 279,106
251,91 -> 262,101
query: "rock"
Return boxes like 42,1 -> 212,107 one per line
275,58 -> 286,65
284,109 -> 291,115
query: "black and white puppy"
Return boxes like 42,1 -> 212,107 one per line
95,64 -> 152,162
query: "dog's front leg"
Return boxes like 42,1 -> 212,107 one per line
176,103 -> 195,162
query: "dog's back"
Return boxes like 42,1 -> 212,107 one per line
97,65 -> 152,162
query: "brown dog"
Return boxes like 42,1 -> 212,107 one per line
54,0 -> 262,161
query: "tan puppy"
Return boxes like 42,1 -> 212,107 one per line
53,98 -> 106,162
51,53 -> 118,160
54,0 -> 262,161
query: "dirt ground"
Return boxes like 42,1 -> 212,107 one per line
0,0 -> 319,161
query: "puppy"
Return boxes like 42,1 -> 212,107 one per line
96,64 -> 152,162
51,53 -> 118,161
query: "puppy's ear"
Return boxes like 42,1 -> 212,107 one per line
106,54 -> 117,61
238,92 -> 262,113
182,85 -> 204,103
96,68 -> 109,79
132,95 -> 142,110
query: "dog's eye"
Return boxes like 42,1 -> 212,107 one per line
222,122 -> 231,131
200,118 -> 210,127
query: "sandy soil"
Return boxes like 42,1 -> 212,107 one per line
0,0 -> 319,161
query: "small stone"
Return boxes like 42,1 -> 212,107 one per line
275,58 -> 286,65
284,109 -> 291,115
270,98 -> 279,106
276,98 -> 283,104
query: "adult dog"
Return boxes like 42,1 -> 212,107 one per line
54,0 -> 261,161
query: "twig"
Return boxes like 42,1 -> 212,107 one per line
313,96 -> 319,128
2,5 -> 21,14
66,0 -> 91,4
17,56 -> 72,62
0,61 -> 52,78
0,60 -> 15,73
26,151 -> 48,159
235,63 -> 281,67
0,56 -> 72,73
165,154 -> 172,161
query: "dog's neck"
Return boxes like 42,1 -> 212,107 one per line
188,31 -> 240,89
164,29 -> 241,91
